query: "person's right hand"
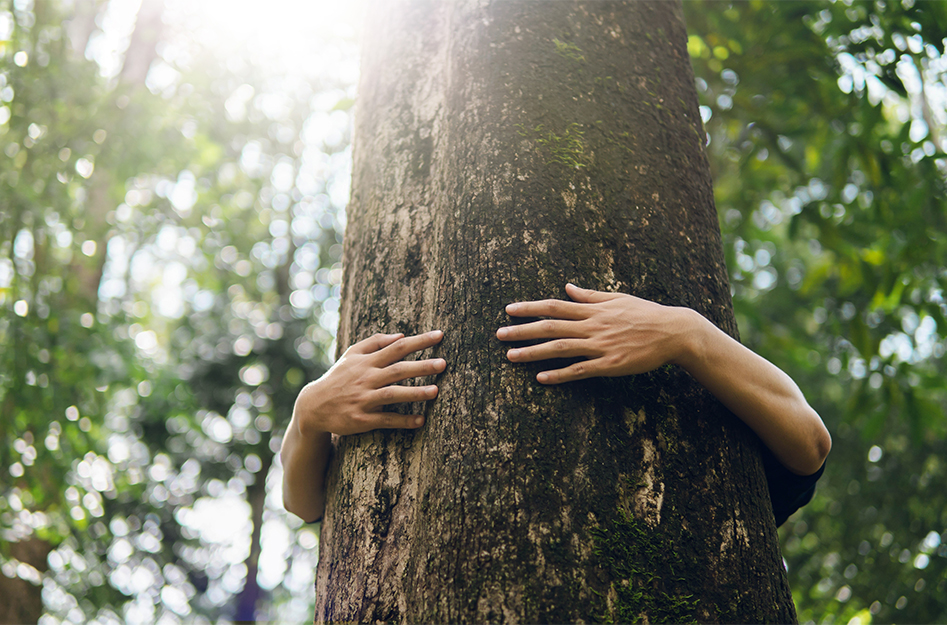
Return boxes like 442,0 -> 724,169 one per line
294,331 -> 446,437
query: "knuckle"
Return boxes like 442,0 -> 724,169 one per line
552,339 -> 569,352
572,362 -> 586,375
541,319 -> 556,332
380,387 -> 396,401
388,362 -> 407,377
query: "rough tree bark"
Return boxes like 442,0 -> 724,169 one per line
315,1 -> 797,622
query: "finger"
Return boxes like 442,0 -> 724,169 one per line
496,318 -> 580,342
565,283 -> 622,303
374,330 -> 444,366
367,384 -> 439,408
366,412 -> 427,430
376,357 -> 447,386
348,333 -> 404,355
506,338 -> 591,363
536,359 -> 603,384
505,298 -> 587,320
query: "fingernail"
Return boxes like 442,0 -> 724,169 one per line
497,327 -> 508,339
430,330 -> 443,338
427,385 -> 438,396
434,358 -> 446,368
537,372 -> 549,383
507,349 -> 520,360
506,303 -> 519,313
414,417 -> 424,426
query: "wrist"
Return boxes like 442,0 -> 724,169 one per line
668,307 -> 707,369
293,380 -> 332,439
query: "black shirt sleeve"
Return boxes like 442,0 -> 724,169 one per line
761,445 -> 825,527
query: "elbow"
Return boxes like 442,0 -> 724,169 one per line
282,491 -> 296,518
798,412 -> 831,475
283,495 -> 323,524
282,490 -> 301,520
283,487 -> 325,524
281,470 -> 305,521
785,409 -> 831,476
814,422 -> 832,467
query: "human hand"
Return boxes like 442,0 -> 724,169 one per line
496,284 -> 693,384
294,331 -> 446,436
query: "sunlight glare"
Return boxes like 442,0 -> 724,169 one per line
171,0 -> 365,75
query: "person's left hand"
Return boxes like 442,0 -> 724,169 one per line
496,283 -> 694,384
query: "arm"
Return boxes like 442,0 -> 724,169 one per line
280,331 -> 446,522
496,284 -> 830,476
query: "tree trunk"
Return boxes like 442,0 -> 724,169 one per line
235,454 -> 273,623
316,1 -> 796,622
0,538 -> 51,625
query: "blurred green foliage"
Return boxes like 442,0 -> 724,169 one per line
0,0 -> 356,621
685,1 -> 947,622
1,0 -> 946,623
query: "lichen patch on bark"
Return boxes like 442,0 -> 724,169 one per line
633,438 -> 665,527
718,516 -> 751,556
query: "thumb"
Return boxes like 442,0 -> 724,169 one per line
566,283 -> 620,303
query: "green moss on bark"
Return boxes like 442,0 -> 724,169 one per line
553,37 -> 586,62
516,122 -> 589,169
591,508 -> 700,624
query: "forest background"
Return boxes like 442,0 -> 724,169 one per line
1,0 -> 945,623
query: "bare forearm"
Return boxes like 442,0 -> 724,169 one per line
499,285 -> 830,476
672,308 -> 831,475
280,408 -> 332,523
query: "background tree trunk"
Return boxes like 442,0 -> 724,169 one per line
316,1 -> 797,622
0,539 -> 51,625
